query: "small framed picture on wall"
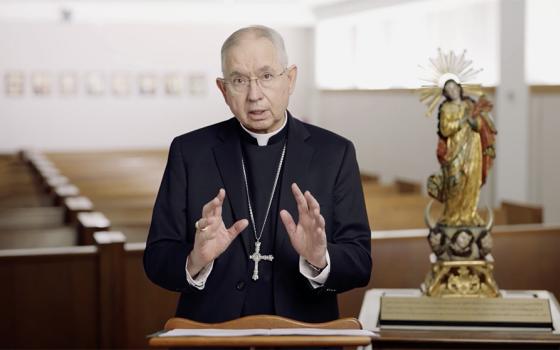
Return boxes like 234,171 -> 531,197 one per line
31,72 -> 52,96
4,71 -> 25,97
112,72 -> 131,96
164,73 -> 183,96
138,73 -> 157,95
85,72 -> 106,96
188,73 -> 207,96
59,72 -> 78,96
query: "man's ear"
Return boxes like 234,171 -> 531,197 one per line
287,65 -> 298,95
216,78 -> 228,101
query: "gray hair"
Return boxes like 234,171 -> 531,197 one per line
221,25 -> 288,74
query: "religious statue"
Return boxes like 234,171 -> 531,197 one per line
419,49 -> 500,297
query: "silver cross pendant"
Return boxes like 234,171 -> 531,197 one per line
249,241 -> 274,281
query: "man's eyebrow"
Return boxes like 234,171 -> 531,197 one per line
227,66 -> 277,77
227,71 -> 245,77
256,66 -> 276,72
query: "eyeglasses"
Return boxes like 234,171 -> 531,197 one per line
220,68 -> 289,93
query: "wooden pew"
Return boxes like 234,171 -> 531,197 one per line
500,200 -> 543,225
394,178 -> 422,194
44,151 -> 161,242
0,232 -> 177,349
2,221 -> 559,347
123,242 -> 178,347
362,182 -> 400,197
0,206 -> 65,230
360,172 -> 380,183
337,224 -> 560,319
0,154 -> 47,208
39,150 -> 532,237
364,194 -> 433,230
0,226 -> 77,249
0,242 -> 100,348
0,210 -> 110,250
19,150 -> 542,235
364,193 -> 514,230
5,151 -> 153,244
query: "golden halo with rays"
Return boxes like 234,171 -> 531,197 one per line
418,48 -> 484,117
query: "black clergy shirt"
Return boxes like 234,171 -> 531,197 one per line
238,122 -> 288,316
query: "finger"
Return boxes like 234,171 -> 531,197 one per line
227,219 -> 249,239
202,189 -> 225,218
291,183 -> 308,214
196,217 -> 216,240
196,217 -> 209,231
305,190 -> 320,212
201,197 -> 219,218
309,210 -> 325,236
202,216 -> 224,241
280,209 -> 297,237
310,206 -> 324,228
214,189 -> 225,217
317,213 -> 326,230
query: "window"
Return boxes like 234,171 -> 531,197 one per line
315,0 -> 499,89
526,0 -> 560,85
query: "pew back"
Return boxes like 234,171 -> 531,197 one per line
0,246 -> 99,348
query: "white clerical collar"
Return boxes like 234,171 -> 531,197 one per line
239,113 -> 288,146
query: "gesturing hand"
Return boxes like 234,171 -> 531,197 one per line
187,189 -> 248,276
280,183 -> 327,268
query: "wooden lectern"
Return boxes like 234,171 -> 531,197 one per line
148,315 -> 373,348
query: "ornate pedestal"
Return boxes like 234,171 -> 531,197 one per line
422,260 -> 500,297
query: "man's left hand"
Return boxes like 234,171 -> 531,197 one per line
280,183 -> 327,268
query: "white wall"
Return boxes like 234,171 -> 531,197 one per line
0,22 -> 314,152
530,92 -> 560,224
317,90 -> 438,184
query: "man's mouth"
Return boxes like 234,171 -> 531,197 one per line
248,109 -> 267,117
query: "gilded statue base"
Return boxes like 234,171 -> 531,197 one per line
421,260 -> 500,298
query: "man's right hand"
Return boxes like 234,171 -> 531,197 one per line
187,188 -> 248,277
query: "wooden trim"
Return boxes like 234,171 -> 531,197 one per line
125,242 -> 147,252
149,335 -> 371,348
530,85 -> 560,94
77,211 -> 111,245
95,231 -> 127,348
0,245 -> 96,257
164,315 -> 362,330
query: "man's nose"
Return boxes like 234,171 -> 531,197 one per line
247,79 -> 264,101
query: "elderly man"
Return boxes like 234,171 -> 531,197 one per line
144,25 -> 371,323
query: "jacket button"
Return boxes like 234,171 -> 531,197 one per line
236,281 -> 245,291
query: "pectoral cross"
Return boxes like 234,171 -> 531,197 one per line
249,241 -> 274,281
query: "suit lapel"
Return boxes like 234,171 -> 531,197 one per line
212,120 -> 252,258
276,114 -> 314,254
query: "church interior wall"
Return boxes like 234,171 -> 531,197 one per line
0,22 -> 314,152
1,19 -> 559,225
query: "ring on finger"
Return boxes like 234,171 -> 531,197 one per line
195,219 -> 208,232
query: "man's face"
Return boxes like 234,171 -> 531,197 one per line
217,36 -> 297,134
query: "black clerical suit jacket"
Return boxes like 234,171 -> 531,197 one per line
144,112 -> 372,323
